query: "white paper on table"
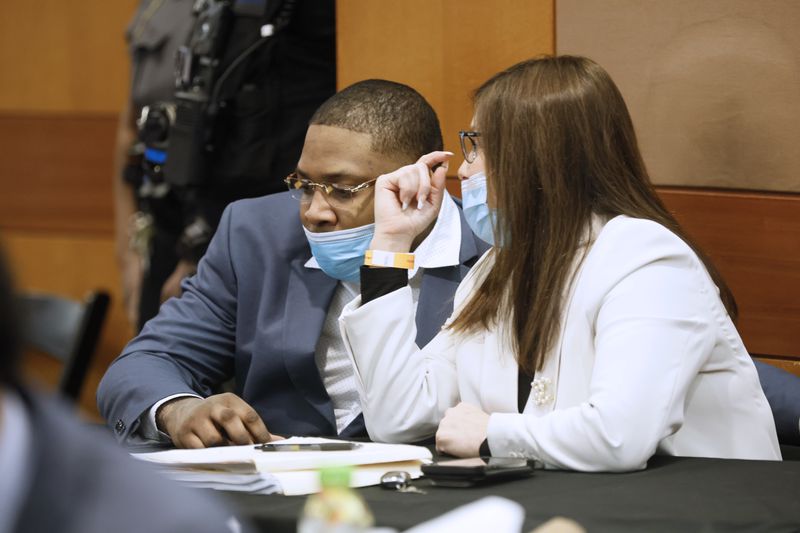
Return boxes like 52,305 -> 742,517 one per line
133,437 -> 430,495
163,470 -> 282,495
132,436 -> 431,473
404,496 -> 525,533
274,460 -> 424,496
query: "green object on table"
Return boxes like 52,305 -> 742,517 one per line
298,466 -> 374,532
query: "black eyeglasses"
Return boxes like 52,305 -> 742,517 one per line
459,130 -> 481,164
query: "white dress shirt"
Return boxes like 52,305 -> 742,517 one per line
140,192 -> 462,438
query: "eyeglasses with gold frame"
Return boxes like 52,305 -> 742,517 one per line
284,173 -> 377,206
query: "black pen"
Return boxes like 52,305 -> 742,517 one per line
254,442 -> 361,452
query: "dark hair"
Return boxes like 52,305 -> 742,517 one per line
450,55 -> 737,375
0,246 -> 20,386
310,79 -> 443,162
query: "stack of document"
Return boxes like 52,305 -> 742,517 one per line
132,436 -> 431,495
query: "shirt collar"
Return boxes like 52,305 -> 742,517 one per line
304,192 -> 462,278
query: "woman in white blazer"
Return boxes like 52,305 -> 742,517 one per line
339,56 -> 780,471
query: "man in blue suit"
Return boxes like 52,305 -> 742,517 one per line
98,80 -> 488,447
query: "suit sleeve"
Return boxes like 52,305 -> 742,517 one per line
97,204 -> 239,442
754,359 -> 800,445
339,286 -> 461,443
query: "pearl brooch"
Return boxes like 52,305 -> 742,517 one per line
531,376 -> 554,406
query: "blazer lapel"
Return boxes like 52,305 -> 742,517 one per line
281,256 -> 339,431
416,267 -> 461,346
416,210 -> 487,347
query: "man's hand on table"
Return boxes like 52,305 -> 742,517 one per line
156,393 -> 283,448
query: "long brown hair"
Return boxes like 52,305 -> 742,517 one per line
450,55 -> 736,375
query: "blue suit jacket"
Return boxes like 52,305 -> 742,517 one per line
753,360 -> 800,446
98,192 -> 488,441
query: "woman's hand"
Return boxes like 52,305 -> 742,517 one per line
370,151 -> 452,252
435,402 -> 490,457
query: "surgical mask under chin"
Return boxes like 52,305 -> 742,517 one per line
303,223 -> 375,282
461,172 -> 498,246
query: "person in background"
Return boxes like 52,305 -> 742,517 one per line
338,55 -> 781,470
0,246 -> 250,533
114,0 -> 336,332
98,80 -> 488,448
113,0 -> 194,332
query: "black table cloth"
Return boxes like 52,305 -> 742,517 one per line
225,455 -> 800,532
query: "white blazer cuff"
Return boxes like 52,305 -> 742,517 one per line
488,413 -> 551,469
339,285 -> 413,324
487,412 -> 530,458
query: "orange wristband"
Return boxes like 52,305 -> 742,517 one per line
364,250 -> 415,269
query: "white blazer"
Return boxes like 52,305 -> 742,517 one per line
339,216 -> 781,471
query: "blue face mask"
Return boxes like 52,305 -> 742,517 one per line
303,223 -> 375,282
461,172 -> 498,246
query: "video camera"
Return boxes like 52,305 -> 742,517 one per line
136,102 -> 175,194
166,0 -> 235,188
130,0 -> 294,261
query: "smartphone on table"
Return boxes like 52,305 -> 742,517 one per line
421,457 -> 535,487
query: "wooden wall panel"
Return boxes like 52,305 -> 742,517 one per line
0,0 -> 137,113
658,188 -> 800,359
337,0 -> 554,156
0,113 -> 117,236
